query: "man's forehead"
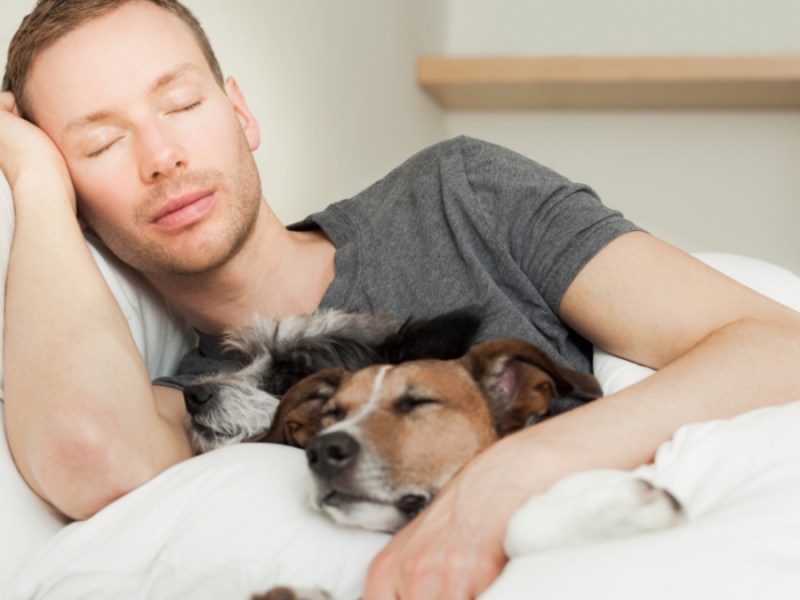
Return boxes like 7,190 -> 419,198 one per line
25,1 -> 212,132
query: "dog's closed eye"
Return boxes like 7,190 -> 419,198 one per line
393,395 -> 440,415
320,404 -> 347,425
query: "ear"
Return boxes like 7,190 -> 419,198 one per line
224,76 -> 261,152
379,307 -> 483,363
462,339 -> 603,436
260,368 -> 344,448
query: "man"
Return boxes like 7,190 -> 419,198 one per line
1,1 -> 799,598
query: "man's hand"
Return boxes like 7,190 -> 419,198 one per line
362,434 -> 540,600
0,91 -> 73,205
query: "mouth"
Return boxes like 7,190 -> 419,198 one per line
321,489 -> 379,509
322,489 -> 430,517
151,190 -> 215,232
316,487 -> 432,532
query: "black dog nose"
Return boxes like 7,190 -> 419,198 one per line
183,384 -> 216,415
306,432 -> 360,478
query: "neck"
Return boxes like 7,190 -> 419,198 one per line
147,202 -> 336,335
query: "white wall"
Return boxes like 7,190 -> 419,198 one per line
444,0 -> 800,55
442,0 -> 800,272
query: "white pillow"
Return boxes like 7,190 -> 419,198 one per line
0,173 -> 195,588
6,444 -> 391,600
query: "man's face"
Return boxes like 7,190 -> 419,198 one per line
25,1 -> 262,277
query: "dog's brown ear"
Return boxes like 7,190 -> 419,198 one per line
461,339 -> 602,436
260,368 -> 345,448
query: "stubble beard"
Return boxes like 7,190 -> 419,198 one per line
87,157 -> 262,278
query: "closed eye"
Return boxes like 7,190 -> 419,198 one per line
321,405 -> 346,424
393,396 -> 440,415
87,138 -> 122,158
171,101 -> 202,114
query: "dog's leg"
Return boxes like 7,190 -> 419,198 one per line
504,469 -> 684,557
252,586 -> 334,600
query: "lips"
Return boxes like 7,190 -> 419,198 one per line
322,489 -> 377,509
150,189 -> 215,231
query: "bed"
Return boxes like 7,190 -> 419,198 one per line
2,172 -> 800,599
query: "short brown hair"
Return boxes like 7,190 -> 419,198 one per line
3,0 -> 224,120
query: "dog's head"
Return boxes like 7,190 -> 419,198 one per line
182,308 -> 483,453
262,339 -> 602,532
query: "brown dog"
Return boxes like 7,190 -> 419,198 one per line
255,338 -> 602,533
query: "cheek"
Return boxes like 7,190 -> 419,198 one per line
183,101 -> 247,164
67,161 -> 132,222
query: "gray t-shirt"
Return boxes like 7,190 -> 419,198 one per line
160,136 -> 642,403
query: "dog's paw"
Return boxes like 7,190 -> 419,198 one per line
504,469 -> 684,557
252,586 -> 334,600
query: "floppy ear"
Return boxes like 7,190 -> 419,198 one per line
259,368 -> 344,448
461,339 -> 603,436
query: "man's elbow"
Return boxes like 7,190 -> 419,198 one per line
14,411 -> 168,521
45,433 -> 156,520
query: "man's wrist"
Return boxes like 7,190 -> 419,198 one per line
10,166 -> 76,212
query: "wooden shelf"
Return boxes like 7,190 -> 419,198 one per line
417,56 -> 800,109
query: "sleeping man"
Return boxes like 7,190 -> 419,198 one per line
1,1 -> 799,598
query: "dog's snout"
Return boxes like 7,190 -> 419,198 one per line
183,384 -> 216,415
306,432 -> 360,477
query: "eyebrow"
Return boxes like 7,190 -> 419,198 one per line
62,63 -> 204,138
148,62 -> 203,95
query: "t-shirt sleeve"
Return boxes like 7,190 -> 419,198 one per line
456,136 -> 644,312
153,334 -> 239,389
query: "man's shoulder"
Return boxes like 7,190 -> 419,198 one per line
289,136 -> 535,237
398,135 -> 508,169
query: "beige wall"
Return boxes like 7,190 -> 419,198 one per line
444,0 -> 800,55
188,0 -> 446,224
2,0 -> 798,271
442,0 -> 800,272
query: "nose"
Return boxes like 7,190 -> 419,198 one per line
183,383 -> 217,416
306,432 -> 360,478
138,123 -> 186,182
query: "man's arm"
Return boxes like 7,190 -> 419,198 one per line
363,231 -> 800,600
1,92 -> 192,520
